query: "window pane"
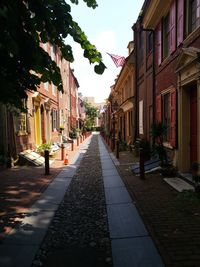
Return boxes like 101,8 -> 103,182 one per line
162,93 -> 170,141
163,14 -> 170,58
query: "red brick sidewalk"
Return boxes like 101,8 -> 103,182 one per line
0,136 -> 89,242
114,148 -> 200,267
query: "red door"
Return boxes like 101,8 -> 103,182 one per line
190,88 -> 197,164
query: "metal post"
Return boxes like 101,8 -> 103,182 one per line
71,140 -> 74,151
77,137 -> 79,146
139,148 -> 145,179
116,140 -> 119,159
61,143 -> 64,160
44,150 -> 50,175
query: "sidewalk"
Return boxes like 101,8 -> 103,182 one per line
0,134 -> 112,267
99,137 -> 164,267
0,137 -> 87,242
108,144 -> 200,267
1,134 -> 200,267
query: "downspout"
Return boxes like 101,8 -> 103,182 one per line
132,23 -> 138,143
152,30 -> 155,126
141,26 -> 155,141
69,68 -> 72,131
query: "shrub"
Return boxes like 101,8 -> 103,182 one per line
37,142 -> 51,153
69,127 -> 78,139
119,140 -> 127,151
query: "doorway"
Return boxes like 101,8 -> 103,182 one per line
190,87 -> 197,164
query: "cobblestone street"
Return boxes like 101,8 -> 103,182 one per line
32,134 -> 113,267
1,134 -> 200,267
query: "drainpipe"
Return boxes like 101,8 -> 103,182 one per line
140,26 -> 155,143
132,23 -> 138,143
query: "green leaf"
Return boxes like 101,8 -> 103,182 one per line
94,62 -> 106,75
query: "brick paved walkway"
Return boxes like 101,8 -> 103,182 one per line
1,135 -> 200,267
113,148 -> 200,267
0,138 -> 85,242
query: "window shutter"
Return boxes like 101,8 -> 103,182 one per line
170,88 -> 176,148
156,95 -> 162,122
197,0 -> 200,26
169,0 -> 176,54
56,110 -> 59,130
177,0 -> 184,46
156,23 -> 162,65
51,110 -> 54,131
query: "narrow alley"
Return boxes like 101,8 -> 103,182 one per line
0,133 -> 164,267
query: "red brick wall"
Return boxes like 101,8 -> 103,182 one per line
16,134 -> 33,153
155,57 -> 177,94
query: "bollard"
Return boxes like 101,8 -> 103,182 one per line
116,140 -> 119,159
44,150 -> 50,175
61,143 -> 65,160
71,140 -> 74,151
139,148 -> 145,179
112,137 -> 115,152
77,137 -> 79,146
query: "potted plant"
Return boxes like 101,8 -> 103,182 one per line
151,122 -> 177,177
59,125 -> 65,133
151,122 -> 168,165
191,162 -> 200,193
69,127 -> 78,139
37,142 -> 51,156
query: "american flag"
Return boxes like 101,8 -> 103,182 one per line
107,53 -> 126,67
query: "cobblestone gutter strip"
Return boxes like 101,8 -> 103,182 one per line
32,135 -> 113,267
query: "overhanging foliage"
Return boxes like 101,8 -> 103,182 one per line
0,0 -> 106,110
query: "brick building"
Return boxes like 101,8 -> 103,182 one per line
69,68 -> 79,130
135,0 -> 200,172
0,42 -> 80,166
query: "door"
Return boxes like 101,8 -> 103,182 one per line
34,106 -> 42,146
41,105 -> 45,143
123,114 -> 126,141
190,87 -> 197,164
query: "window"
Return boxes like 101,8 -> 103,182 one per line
163,14 -> 170,58
156,88 -> 176,147
147,31 -> 153,54
44,82 -> 48,91
15,100 -> 27,135
185,0 -> 200,35
191,0 -> 197,30
177,0 -> 184,45
157,1 -> 176,64
18,113 -> 27,133
52,83 -> 56,96
60,109 -> 64,126
50,45 -> 56,61
51,109 -> 58,131
162,93 -> 171,141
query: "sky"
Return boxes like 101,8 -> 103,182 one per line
68,0 -> 144,103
